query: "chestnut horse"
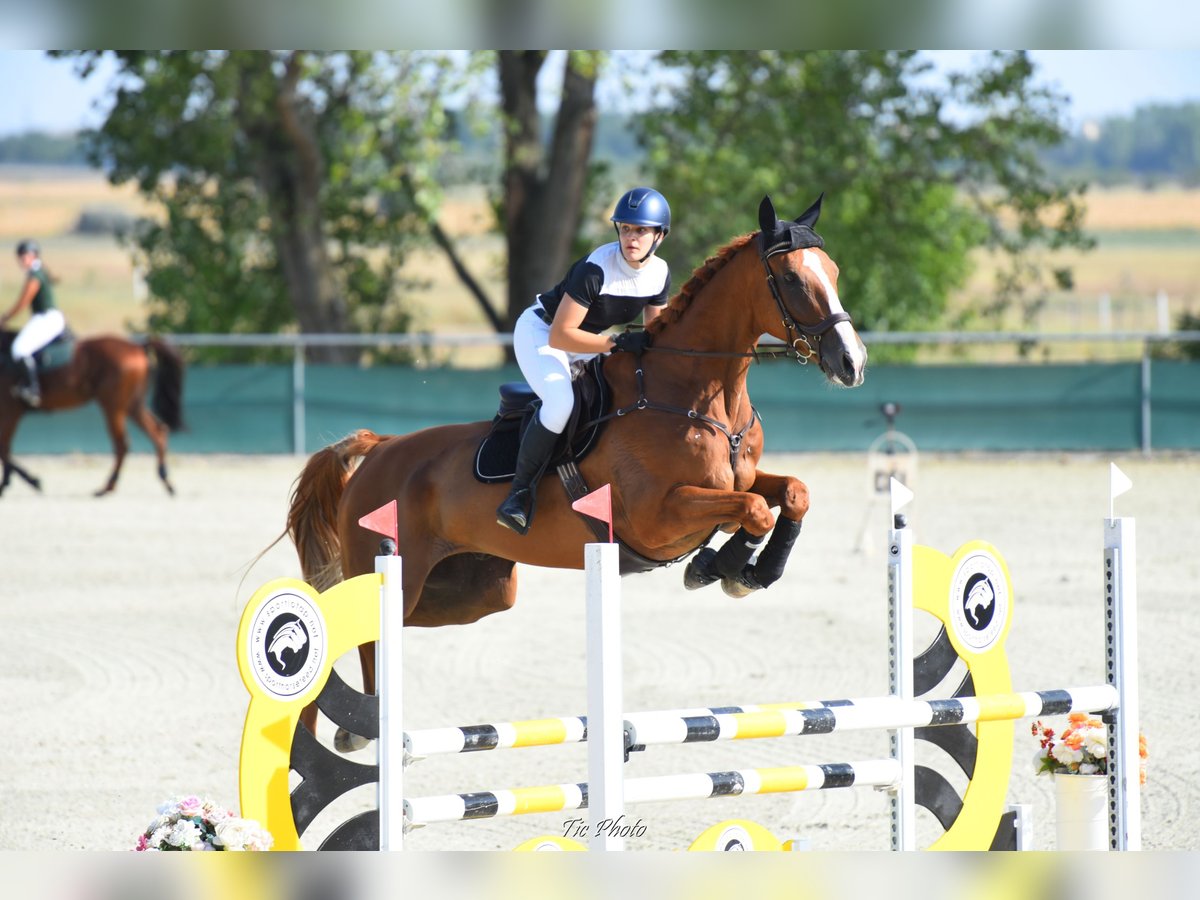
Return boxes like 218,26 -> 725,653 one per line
286,195 -> 866,742
0,332 -> 185,497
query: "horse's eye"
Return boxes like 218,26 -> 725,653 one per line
782,272 -> 799,285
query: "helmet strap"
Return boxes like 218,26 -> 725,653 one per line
639,232 -> 663,264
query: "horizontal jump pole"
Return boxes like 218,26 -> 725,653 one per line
404,703 -> 819,760
403,686 -> 1117,760
627,685 -> 1117,747
404,759 -> 902,829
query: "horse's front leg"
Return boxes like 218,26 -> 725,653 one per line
736,470 -> 810,593
679,472 -> 810,598
653,484 -> 774,594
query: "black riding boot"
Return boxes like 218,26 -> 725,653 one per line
496,415 -> 560,535
15,358 -> 40,407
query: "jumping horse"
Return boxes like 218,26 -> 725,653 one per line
286,194 -> 866,743
0,331 -> 186,497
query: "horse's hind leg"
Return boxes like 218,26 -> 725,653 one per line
131,401 -> 174,495
96,407 -> 130,497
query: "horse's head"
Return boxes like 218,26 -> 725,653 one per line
756,194 -> 867,387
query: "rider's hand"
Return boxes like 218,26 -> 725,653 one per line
611,331 -> 653,354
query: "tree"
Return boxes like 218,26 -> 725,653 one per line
495,51 -> 605,332
637,51 -> 1092,338
55,50 -> 474,361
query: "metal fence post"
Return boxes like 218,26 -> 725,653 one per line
292,338 -> 306,456
1140,343 -> 1151,457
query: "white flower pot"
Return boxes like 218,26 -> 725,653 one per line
1053,773 -> 1110,851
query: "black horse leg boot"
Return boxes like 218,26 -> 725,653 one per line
496,414 -> 559,535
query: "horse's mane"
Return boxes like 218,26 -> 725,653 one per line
647,232 -> 757,335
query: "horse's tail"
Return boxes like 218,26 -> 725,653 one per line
287,429 -> 388,591
145,337 -> 186,432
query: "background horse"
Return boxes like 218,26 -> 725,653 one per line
285,194 -> 866,742
0,333 -> 185,497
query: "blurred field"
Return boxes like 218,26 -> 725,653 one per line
2,165 -> 1198,363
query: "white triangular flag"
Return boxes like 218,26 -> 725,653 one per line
890,476 -> 914,518
1110,463 -> 1132,499
1110,462 -> 1132,519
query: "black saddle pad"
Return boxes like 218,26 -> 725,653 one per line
474,357 -> 611,483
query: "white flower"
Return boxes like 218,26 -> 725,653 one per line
1084,733 -> 1108,759
1051,742 -> 1083,767
215,818 -> 261,851
1079,762 -> 1102,775
167,820 -> 203,850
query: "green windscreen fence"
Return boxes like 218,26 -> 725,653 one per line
10,360 -> 1200,455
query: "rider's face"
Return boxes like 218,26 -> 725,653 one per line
616,223 -> 662,266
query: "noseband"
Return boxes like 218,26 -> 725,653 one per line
760,241 -> 851,365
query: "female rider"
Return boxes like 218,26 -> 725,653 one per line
496,187 -> 673,535
2,240 -> 65,407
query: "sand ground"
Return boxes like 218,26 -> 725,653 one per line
0,451 -> 1195,852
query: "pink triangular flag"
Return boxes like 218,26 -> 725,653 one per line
358,500 -> 398,553
571,483 -> 613,543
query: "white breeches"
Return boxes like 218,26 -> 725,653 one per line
12,310 -> 66,361
513,305 -> 603,435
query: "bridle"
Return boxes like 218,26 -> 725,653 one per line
759,240 -> 852,366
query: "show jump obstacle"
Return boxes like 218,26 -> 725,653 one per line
236,469 -> 1141,851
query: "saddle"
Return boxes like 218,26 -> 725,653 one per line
474,357 -> 706,575
474,356 -> 610,484
0,328 -> 75,373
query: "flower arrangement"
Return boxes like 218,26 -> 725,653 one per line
135,795 -> 273,851
1031,712 -> 1148,784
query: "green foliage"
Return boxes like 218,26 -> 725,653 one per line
1046,103 -> 1200,187
57,50 -> 478,362
636,51 -> 1092,337
0,131 -> 87,164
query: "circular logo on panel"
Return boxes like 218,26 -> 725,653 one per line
948,551 -> 1008,653
247,588 -> 327,700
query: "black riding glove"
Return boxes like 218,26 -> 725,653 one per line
611,331 -> 653,354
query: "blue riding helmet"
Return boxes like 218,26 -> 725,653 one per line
611,188 -> 671,234
15,239 -> 40,258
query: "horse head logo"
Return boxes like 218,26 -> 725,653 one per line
267,619 -> 309,669
962,573 -> 996,631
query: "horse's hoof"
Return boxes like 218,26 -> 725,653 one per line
334,727 -> 370,753
683,548 -> 720,590
722,566 -> 763,599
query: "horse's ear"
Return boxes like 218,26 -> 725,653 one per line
795,192 -> 824,229
758,195 -> 777,233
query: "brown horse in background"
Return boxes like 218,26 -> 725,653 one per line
0,332 -> 185,497
285,195 -> 866,744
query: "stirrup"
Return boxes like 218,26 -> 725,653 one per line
14,386 -> 40,408
496,489 -> 533,535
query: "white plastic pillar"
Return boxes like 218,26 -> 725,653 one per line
586,542 -> 625,850
377,552 -> 404,850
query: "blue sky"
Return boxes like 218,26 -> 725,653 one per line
0,50 -> 1198,138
